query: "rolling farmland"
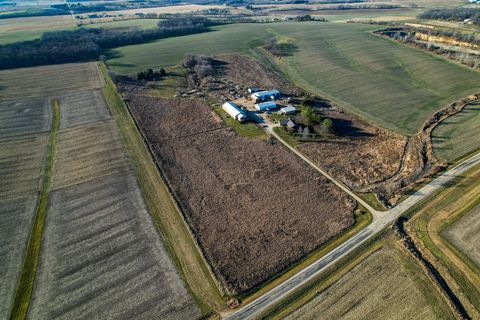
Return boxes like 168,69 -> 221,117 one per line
29,173 -> 199,320
432,103 -> 480,162
282,240 -> 453,320
0,62 -> 200,319
109,22 -> 480,134
128,95 -> 355,294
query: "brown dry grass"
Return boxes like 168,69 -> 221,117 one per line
297,109 -> 406,189
129,95 -> 355,294
126,95 -> 224,141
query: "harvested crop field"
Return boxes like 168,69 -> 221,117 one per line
284,241 -> 453,320
128,95 -> 355,294
58,90 -> 111,129
443,203 -> 480,268
297,109 -> 406,189
0,62 -> 102,99
29,173 -> 201,320
0,196 -> 38,319
432,103 -> 480,162
0,62 -> 200,319
0,133 -> 48,198
52,120 -> 132,189
0,98 -> 51,137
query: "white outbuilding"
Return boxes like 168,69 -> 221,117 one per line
280,106 -> 297,115
222,102 -> 247,122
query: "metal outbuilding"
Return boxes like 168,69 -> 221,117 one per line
251,90 -> 280,102
255,101 -> 277,112
222,102 -> 247,122
280,106 -> 297,115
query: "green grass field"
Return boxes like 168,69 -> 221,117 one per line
432,103 -> 480,162
107,22 -> 480,135
0,18 -> 158,44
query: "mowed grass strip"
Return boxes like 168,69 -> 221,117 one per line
108,22 -> 480,134
432,103 -> 480,162
9,99 -> 59,320
410,164 -> 480,314
99,63 -> 224,313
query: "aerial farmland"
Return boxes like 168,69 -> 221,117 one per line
127,94 -> 356,294
1,2 -> 480,319
0,62 -> 200,319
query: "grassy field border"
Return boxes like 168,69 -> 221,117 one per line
259,230 -> 385,319
408,163 -> 480,313
238,201 -> 372,306
99,63 -> 225,315
9,99 -> 59,320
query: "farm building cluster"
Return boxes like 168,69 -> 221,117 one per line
222,88 -> 297,122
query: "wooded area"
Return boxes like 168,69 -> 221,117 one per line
0,17 -> 215,69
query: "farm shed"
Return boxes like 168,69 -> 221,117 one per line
255,101 -> 277,112
223,102 -> 247,122
251,90 -> 280,102
280,106 -> 297,115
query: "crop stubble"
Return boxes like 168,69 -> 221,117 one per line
443,204 -> 480,268
29,173 -> 200,320
0,62 -> 200,319
284,243 -> 452,320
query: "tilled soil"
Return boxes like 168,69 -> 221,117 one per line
29,173 -> 201,320
130,96 -> 355,294
52,120 -> 132,189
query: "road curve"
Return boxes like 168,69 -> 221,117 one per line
224,123 -> 480,320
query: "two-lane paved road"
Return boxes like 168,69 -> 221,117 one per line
224,120 -> 480,320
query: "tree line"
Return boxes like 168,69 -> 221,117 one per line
418,8 -> 480,24
0,17 -> 216,69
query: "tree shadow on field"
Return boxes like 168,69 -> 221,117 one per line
276,43 -> 299,57
333,118 -> 374,137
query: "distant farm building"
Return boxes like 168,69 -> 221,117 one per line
255,101 -> 277,112
280,106 -> 297,115
251,90 -> 280,102
222,102 -> 247,122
